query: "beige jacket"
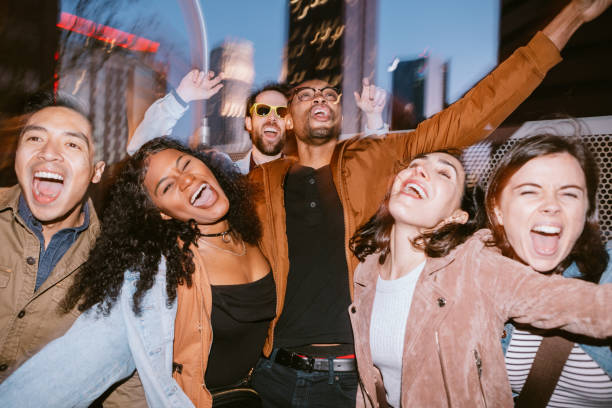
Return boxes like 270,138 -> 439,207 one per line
350,230 -> 612,407
0,185 -> 100,379
0,185 -> 145,407
249,32 -> 562,356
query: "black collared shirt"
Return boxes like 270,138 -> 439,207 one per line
18,195 -> 89,291
273,163 -> 354,348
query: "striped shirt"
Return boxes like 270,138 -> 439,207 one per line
505,328 -> 612,407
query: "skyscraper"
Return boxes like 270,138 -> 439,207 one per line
391,55 -> 448,130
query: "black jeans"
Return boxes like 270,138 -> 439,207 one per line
251,351 -> 358,408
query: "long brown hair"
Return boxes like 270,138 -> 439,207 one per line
484,134 -> 607,282
350,150 -> 485,264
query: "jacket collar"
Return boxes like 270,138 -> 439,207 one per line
0,184 -> 100,238
354,229 -> 495,286
0,184 -> 22,214
354,249 -> 456,288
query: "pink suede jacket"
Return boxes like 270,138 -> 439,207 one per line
350,230 -> 612,407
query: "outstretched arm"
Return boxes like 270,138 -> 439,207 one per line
0,307 -> 135,407
397,0 -> 610,159
127,70 -> 224,155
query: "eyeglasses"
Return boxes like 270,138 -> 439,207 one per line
249,103 -> 288,118
293,86 -> 341,103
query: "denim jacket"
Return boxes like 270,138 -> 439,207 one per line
0,259 -> 195,408
501,248 -> 612,378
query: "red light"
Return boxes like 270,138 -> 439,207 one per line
56,12 -> 159,53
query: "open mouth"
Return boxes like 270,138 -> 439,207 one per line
311,106 -> 330,121
32,170 -> 64,204
401,181 -> 427,199
190,183 -> 216,208
262,125 -> 280,140
530,224 -> 562,256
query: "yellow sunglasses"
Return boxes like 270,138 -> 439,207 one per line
249,103 -> 288,119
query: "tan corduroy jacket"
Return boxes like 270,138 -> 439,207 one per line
0,184 -> 146,407
249,32 -> 562,356
349,230 -> 612,407
0,185 -> 100,379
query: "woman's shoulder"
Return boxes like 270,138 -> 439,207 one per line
448,229 -> 500,258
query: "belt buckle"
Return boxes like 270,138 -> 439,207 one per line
303,355 -> 316,372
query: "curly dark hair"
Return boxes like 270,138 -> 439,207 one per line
350,150 -> 486,264
63,137 -> 261,315
484,134 -> 607,282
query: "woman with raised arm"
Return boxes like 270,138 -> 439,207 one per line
485,135 -> 612,406
0,138 -> 275,408
348,149 -> 612,407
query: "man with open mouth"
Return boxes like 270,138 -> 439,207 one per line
128,70 -> 388,174
0,93 -> 144,406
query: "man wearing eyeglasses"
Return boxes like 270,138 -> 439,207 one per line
128,71 -> 388,172
249,1 -> 611,406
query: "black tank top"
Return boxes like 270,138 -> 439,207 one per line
205,271 -> 276,388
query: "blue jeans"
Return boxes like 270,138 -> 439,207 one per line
251,351 -> 358,408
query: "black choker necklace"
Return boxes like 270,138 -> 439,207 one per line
200,229 -> 231,243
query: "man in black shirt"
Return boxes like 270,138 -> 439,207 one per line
249,1 -> 610,405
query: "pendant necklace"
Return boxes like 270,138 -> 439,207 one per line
198,236 -> 246,256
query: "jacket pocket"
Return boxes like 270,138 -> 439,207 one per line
473,348 -> 488,408
0,266 -> 11,288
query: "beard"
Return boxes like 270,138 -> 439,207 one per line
294,105 -> 341,146
252,125 -> 285,156
296,121 -> 340,146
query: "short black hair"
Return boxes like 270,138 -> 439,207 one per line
23,91 -> 90,120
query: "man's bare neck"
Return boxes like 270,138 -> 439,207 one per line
296,139 -> 336,169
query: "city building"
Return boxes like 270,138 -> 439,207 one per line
390,55 -> 448,130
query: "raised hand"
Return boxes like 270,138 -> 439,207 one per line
354,78 -> 387,130
354,78 -> 387,115
176,70 -> 224,103
575,0 -> 612,22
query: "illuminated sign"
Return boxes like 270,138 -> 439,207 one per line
56,12 -> 159,53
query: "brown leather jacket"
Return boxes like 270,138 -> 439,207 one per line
172,247 -> 215,407
349,230 -> 612,407
0,185 -> 146,407
250,32 -> 562,356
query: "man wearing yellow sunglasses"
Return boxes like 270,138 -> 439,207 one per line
128,71 -> 389,173
238,83 -> 291,173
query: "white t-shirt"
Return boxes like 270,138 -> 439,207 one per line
369,261 -> 425,408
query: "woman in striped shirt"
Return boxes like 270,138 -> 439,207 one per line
486,134 -> 612,407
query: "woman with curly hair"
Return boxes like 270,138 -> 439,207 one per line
485,135 -> 612,406
0,137 -> 275,408
347,150 -> 612,407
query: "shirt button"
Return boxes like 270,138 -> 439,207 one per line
437,297 -> 446,307
26,256 -> 36,265
308,178 -> 315,185
0,364 -> 8,371
17,310 -> 26,318
309,201 -> 317,208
